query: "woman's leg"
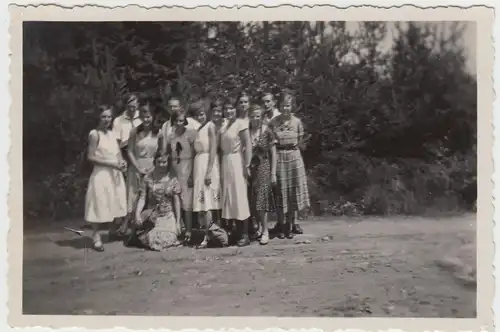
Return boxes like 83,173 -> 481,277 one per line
184,210 -> 193,243
259,211 -> 269,245
285,211 -> 295,239
275,208 -> 285,239
237,218 -> 250,246
91,223 -> 105,251
197,211 -> 210,249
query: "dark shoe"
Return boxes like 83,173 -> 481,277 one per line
237,236 -> 251,247
284,223 -> 294,239
292,224 -> 303,235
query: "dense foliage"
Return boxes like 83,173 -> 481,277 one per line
23,21 -> 477,220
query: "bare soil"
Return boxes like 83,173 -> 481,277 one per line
22,214 -> 476,317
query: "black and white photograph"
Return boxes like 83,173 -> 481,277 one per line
12,5 -> 493,327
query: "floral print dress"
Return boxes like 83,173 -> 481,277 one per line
249,124 -> 276,212
135,172 -> 181,251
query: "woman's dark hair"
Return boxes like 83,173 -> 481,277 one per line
248,104 -> 263,130
223,96 -> 238,109
238,90 -> 251,102
136,103 -> 160,136
170,111 -> 189,128
123,92 -> 139,105
210,98 -> 224,110
280,89 -> 296,107
261,90 -> 276,101
153,151 -> 173,172
97,104 -> 114,129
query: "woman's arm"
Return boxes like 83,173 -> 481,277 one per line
206,124 -> 217,178
127,128 -> 142,172
269,132 -> 277,181
173,194 -> 181,227
87,131 -> 119,169
135,194 -> 146,223
240,129 -> 252,168
297,118 -> 307,151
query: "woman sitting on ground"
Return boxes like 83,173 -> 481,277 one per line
126,152 -> 183,251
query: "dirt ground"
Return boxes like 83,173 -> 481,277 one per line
22,214 -> 476,317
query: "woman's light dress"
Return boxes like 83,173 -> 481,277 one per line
219,118 -> 251,221
84,129 -> 127,223
168,128 -> 196,211
126,128 -> 158,213
192,121 -> 221,212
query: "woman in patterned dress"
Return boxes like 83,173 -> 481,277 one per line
127,153 -> 182,251
167,111 -> 197,244
192,104 -> 222,248
84,105 -> 128,251
269,92 -> 310,239
248,104 -> 277,245
126,104 -> 159,226
220,96 -> 252,246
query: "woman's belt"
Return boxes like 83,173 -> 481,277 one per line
276,144 -> 298,151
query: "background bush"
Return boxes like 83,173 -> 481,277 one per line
23,21 -> 477,221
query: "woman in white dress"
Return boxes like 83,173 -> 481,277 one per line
84,106 -> 128,251
220,97 -> 252,246
167,111 -> 197,244
192,103 -> 221,248
210,99 -> 226,227
126,104 -> 159,224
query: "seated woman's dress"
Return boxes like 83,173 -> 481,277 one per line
134,172 -> 182,251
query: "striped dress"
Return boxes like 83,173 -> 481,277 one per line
269,115 -> 310,214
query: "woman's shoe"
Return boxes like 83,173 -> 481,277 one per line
284,223 -> 294,239
237,235 -> 251,247
292,224 -> 303,235
259,231 -> 269,245
93,240 -> 104,252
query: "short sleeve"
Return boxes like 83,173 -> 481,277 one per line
238,118 -> 249,132
112,117 -> 121,138
296,117 -> 304,140
169,177 -> 181,195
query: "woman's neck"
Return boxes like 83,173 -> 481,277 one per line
153,167 -> 167,178
97,126 -> 108,133
249,122 -> 260,131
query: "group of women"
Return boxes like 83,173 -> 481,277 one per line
84,90 -> 310,252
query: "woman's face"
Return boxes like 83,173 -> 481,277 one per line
249,108 -> 262,126
224,104 -> 237,120
212,106 -> 223,121
196,110 -> 207,124
281,99 -> 293,115
175,114 -> 186,129
99,109 -> 113,129
238,95 -> 250,112
155,156 -> 170,170
141,110 -> 153,128
262,94 -> 275,111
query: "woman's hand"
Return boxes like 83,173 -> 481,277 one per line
271,173 -> 277,186
204,174 -> 212,187
244,166 -> 252,179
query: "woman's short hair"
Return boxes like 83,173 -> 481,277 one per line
170,111 -> 189,127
